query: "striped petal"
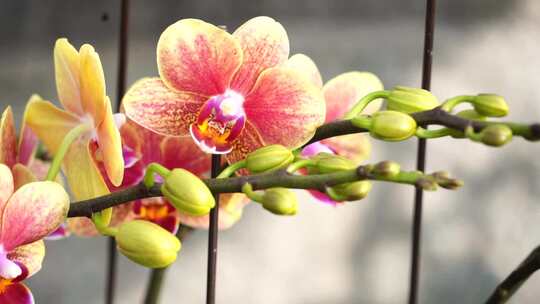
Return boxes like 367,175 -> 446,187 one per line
283,54 -> 323,88
323,71 -> 384,122
244,67 -> 325,149
161,136 -> 210,176
178,193 -> 249,230
11,164 -> 36,191
54,38 -> 83,116
7,240 -> 45,279
231,16 -> 289,95
0,181 -> 69,251
80,44 -> 107,126
0,107 -> 17,168
321,134 -> 372,164
0,282 -> 34,304
225,121 -> 265,165
157,19 -> 242,96
25,98 -> 81,155
96,99 -> 124,187
18,97 -> 40,166
0,164 -> 14,217
122,78 -> 207,136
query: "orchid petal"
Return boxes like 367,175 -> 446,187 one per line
178,193 -> 248,230
7,240 -> 45,279
96,98 -> 124,187
25,98 -> 80,155
157,19 -> 242,96
231,16 -> 289,95
0,107 -> 17,168
308,189 -> 339,206
26,160 -> 51,182
45,223 -> 70,240
18,97 -> 40,166
283,54 -> 323,88
11,164 -> 36,191
0,282 -> 34,304
225,121 -> 265,165
54,38 -> 83,116
244,67 -> 325,149
323,71 -> 384,122
0,181 -> 68,251
123,78 -> 208,136
321,134 -> 372,165
161,136 -> 210,176
0,164 -> 14,218
79,44 -> 107,126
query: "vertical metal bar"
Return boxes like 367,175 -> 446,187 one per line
206,154 -> 222,304
408,1 -> 436,304
106,1 -> 130,304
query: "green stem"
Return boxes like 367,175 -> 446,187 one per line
286,159 -> 316,173
415,127 -> 454,139
92,212 -> 118,237
343,90 -> 390,119
144,163 -> 171,188
241,183 -> 264,203
440,95 -> 475,112
46,123 -> 92,181
217,160 -> 246,179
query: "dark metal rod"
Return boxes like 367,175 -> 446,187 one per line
206,154 -> 222,304
106,1 -> 130,304
408,0 -> 436,304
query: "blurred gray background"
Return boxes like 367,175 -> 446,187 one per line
2,0 -> 540,303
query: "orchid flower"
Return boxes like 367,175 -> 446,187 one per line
286,54 -> 384,205
122,17 -> 325,164
0,164 -> 69,303
25,38 -> 124,234
98,120 -> 249,233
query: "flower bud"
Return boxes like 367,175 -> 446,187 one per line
161,168 -> 215,216
480,125 -> 513,147
246,144 -> 294,173
261,188 -> 298,215
327,181 -> 372,202
472,94 -> 509,117
448,110 -> 487,138
370,111 -> 417,141
386,86 -> 439,113
373,161 -> 401,178
115,220 -> 181,268
310,152 -> 356,174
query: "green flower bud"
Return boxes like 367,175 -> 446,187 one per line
261,188 -> 298,215
246,144 -> 294,173
386,86 -> 439,113
472,94 -> 509,117
370,111 -> 417,141
115,220 -> 181,268
480,125 -> 513,147
327,181 -> 372,202
310,152 -> 355,174
161,168 -> 215,216
373,161 -> 401,178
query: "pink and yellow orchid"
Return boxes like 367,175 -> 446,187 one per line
286,54 -> 384,205
25,38 -> 124,235
0,164 -> 69,303
106,120 -> 248,232
123,17 -> 325,163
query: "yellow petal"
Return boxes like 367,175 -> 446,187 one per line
54,38 -> 83,115
12,164 -> 37,191
80,44 -> 107,126
7,240 -> 45,279
96,98 -> 124,187
0,106 -> 17,168
25,98 -> 80,155
0,163 -> 14,216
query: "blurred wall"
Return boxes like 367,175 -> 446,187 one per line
1,0 -> 540,303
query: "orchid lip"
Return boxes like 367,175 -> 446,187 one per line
0,248 -> 21,280
189,89 -> 246,154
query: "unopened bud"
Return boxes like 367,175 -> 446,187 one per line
327,181 -> 372,202
115,220 -> 181,268
261,188 -> 298,215
370,111 -> 417,141
310,152 -> 355,174
472,94 -> 509,117
246,144 -> 294,173
386,86 -> 439,113
373,161 -> 401,178
161,169 -> 215,216
480,125 -> 513,147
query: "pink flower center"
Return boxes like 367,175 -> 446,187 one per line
190,90 -> 246,154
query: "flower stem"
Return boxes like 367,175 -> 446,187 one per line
286,159 -> 316,173
45,123 -> 92,181
440,95 -> 475,112
217,160 -> 246,178
343,90 -> 389,119
143,163 -> 171,188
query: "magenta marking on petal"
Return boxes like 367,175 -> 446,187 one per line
44,223 -> 70,241
308,189 -> 340,206
0,250 -> 22,280
122,146 -> 139,168
155,216 -> 179,234
301,142 -> 336,158
0,282 -> 35,304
